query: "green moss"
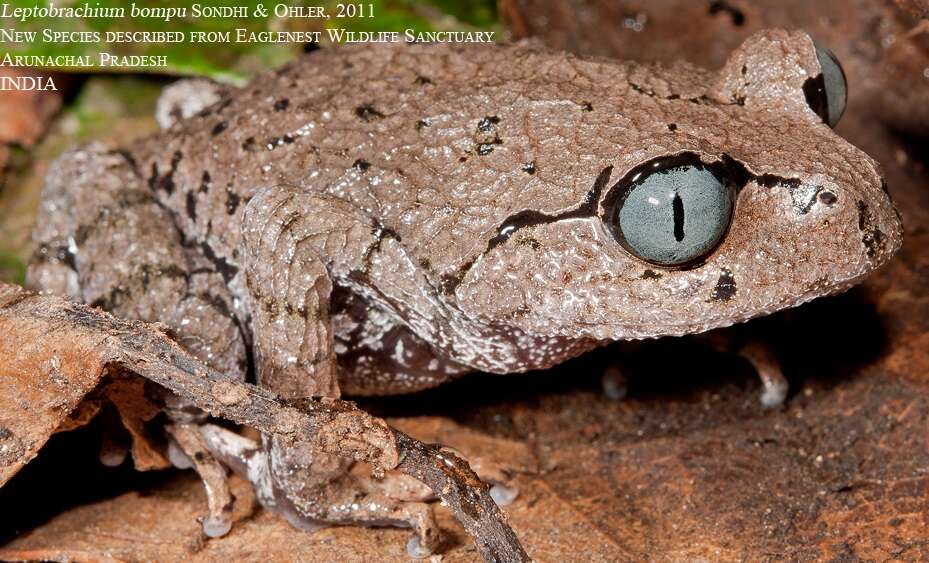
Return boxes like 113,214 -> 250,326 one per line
2,1 -> 501,76
0,251 -> 26,285
1,0 -> 302,82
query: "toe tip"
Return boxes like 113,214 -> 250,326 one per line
490,483 -> 519,506
406,535 -> 434,558
202,516 -> 232,538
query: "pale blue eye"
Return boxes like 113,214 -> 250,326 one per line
614,164 -> 732,267
805,44 -> 847,128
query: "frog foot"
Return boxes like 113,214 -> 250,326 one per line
166,423 -> 234,538
197,424 -> 442,557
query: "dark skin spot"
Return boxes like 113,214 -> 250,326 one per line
857,201 -> 868,230
416,119 -> 430,130
477,115 -> 500,132
668,123 -> 677,131
522,162 -> 536,174
147,162 -> 158,190
194,452 -> 207,462
580,101 -> 593,111
149,151 -> 183,194
198,241 -> 238,283
857,200 -> 885,257
186,192 -> 197,221
415,75 -> 433,85
355,104 -> 385,121
199,171 -> 211,193
273,98 -> 290,112
755,174 -> 801,190
198,98 -> 231,119
476,136 -> 503,156
712,268 -> 737,301
353,158 -> 371,172
211,121 -> 228,136
516,236 -> 542,250
440,273 -> 460,295
242,137 -> 257,152
0,426 -> 11,439
226,189 -> 241,215
459,156 -> 468,162
641,269 -> 662,280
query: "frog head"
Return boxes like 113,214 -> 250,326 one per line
455,29 -> 902,342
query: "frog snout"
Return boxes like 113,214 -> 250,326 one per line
855,183 -> 904,267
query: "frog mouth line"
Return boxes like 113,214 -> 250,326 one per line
439,152 -> 811,295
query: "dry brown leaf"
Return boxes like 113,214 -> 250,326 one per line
105,378 -> 171,471
0,288 -> 109,486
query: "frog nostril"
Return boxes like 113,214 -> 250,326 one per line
818,191 -> 838,205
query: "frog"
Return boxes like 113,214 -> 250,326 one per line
26,29 -> 902,557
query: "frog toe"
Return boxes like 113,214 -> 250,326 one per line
166,423 -> 236,539
739,340 -> 789,408
201,513 -> 233,538
601,364 -> 629,401
490,483 -> 520,506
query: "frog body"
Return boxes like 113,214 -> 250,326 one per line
27,30 -> 901,555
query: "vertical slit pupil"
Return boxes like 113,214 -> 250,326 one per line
672,192 -> 685,242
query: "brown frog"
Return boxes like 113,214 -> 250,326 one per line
27,29 -> 901,557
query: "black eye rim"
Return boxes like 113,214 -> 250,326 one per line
600,152 -> 744,270
802,44 -> 848,128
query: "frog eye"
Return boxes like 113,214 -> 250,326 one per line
804,44 -> 847,128
608,160 -> 733,267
